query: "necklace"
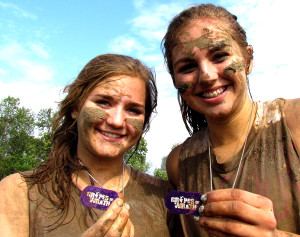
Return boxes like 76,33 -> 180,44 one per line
79,160 -> 125,195
208,102 -> 254,191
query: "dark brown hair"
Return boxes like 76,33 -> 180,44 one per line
23,54 -> 157,229
161,4 -> 253,135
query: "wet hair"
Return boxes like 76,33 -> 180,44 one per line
161,4 -> 253,135
22,54 -> 157,230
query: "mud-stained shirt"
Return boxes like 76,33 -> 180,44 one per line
27,167 -> 176,236
177,98 -> 300,236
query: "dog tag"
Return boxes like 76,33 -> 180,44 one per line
81,185 -> 119,210
165,190 -> 202,215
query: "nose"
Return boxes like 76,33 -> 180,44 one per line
106,107 -> 126,128
198,60 -> 218,86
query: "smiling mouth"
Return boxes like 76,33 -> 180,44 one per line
200,86 -> 226,99
100,131 -> 123,138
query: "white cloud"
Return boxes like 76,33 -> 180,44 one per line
130,3 -> 184,41
145,95 -> 189,170
0,42 -> 23,60
0,67 -> 7,75
133,0 -> 145,9
18,59 -> 54,82
109,36 -> 146,54
0,2 -> 37,20
0,42 -> 55,83
0,81 -> 63,113
29,43 -> 50,59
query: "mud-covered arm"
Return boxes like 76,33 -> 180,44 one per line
285,98 -> 300,153
0,173 -> 29,237
166,144 -> 182,187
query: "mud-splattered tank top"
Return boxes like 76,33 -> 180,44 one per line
177,98 -> 300,236
27,167 -> 175,236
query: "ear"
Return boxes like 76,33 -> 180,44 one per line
71,110 -> 78,120
246,45 -> 254,74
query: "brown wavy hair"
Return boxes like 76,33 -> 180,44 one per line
23,54 -> 157,229
161,4 -> 253,135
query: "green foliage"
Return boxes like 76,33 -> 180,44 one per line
125,138 -> 150,173
0,96 -> 53,179
153,156 -> 167,180
153,144 -> 180,180
153,167 -> 168,180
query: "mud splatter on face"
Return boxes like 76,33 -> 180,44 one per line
81,107 -> 108,124
184,31 -> 213,56
100,77 -> 133,101
180,28 -> 232,57
98,139 -> 126,155
176,82 -> 194,94
127,118 -> 144,132
223,59 -> 245,76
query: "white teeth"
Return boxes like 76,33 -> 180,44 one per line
202,87 -> 225,99
101,131 -> 121,138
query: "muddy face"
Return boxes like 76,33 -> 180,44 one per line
81,107 -> 108,124
76,75 -> 146,161
126,118 -> 144,133
223,59 -> 245,76
179,28 -> 232,57
176,82 -> 194,95
100,78 -> 133,102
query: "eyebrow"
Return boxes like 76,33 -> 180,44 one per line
173,58 -> 194,69
92,94 -> 112,100
127,102 -> 145,110
208,41 -> 231,53
92,94 -> 145,109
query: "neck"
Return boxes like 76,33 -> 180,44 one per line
207,98 -> 255,163
207,98 -> 254,145
73,156 -> 130,193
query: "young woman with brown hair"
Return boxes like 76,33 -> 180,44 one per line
0,54 -> 177,236
162,4 -> 300,236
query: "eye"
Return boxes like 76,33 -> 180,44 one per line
96,99 -> 110,107
127,106 -> 144,115
177,63 -> 197,74
128,108 -> 143,115
213,52 -> 229,63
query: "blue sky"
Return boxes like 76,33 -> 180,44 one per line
1,0 -> 299,171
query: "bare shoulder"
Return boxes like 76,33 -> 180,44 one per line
0,173 -> 29,236
166,144 -> 183,187
284,98 -> 300,119
0,173 -> 27,190
284,98 -> 300,152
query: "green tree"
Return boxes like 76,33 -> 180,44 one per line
0,97 -> 54,179
153,143 -> 180,180
153,156 -> 167,180
34,108 -> 54,162
125,137 -> 150,173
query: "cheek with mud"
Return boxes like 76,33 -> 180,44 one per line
176,82 -> 194,95
80,107 -> 108,131
224,59 -> 248,89
127,118 -> 144,134
223,59 -> 245,77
